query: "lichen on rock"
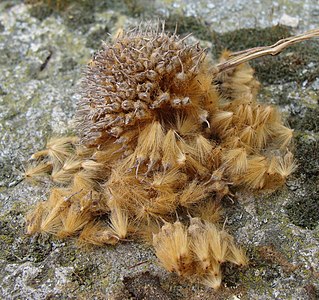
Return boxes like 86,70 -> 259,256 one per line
1,1 -> 319,299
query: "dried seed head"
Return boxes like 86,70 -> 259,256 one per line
25,22 -> 306,292
77,25 -> 208,147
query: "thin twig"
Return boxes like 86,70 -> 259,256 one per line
215,29 -> 319,73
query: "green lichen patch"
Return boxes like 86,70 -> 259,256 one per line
221,195 -> 252,233
122,271 -> 172,300
70,263 -> 100,286
55,246 -> 77,267
293,133 -> 319,181
290,106 -> 319,132
212,26 -> 291,54
164,13 -> 214,41
243,256 -> 281,286
62,1 -> 95,32
236,243 -> 300,296
25,264 -> 55,288
28,2 -> 54,21
286,187 -> 319,230
58,252 -> 113,297
86,26 -> 110,50
0,207 -> 54,263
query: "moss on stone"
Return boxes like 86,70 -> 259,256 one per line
286,188 -> 319,230
212,25 -> 291,53
293,133 -> 319,180
27,0 -> 82,13
28,2 -> 54,20
27,0 -> 96,31
123,0 -> 153,17
0,207 -> 53,263
63,1 -> 95,32
165,13 -> 215,41
86,26 -> 110,50
290,107 -> 319,132
71,263 -> 99,286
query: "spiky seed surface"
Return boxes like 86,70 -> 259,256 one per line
26,23 -> 297,291
77,27 -> 207,146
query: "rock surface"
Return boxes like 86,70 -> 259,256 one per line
0,0 -> 318,299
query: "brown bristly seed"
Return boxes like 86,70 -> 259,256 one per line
189,201 -> 223,224
153,220 -> 193,276
78,221 -> 119,246
108,207 -> 129,239
26,202 -> 45,234
31,136 -> 78,165
178,180 -> 209,207
51,157 -> 82,184
24,161 -> 52,181
24,22 -> 317,290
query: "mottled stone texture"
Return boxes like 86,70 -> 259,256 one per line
0,0 -> 318,299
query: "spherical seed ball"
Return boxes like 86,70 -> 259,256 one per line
76,25 -> 206,147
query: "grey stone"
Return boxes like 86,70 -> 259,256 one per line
0,1 -> 318,299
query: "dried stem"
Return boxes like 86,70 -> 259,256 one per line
216,29 -> 319,73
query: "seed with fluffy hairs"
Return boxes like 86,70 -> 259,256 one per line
189,201 -> 223,224
24,162 -> 52,181
162,129 -> 186,170
78,221 -> 120,246
51,157 -> 82,184
178,180 -> 209,207
203,269 -> 222,290
226,243 -> 249,267
153,220 -> 193,276
25,22 -> 303,292
57,201 -> 92,238
188,218 -> 212,271
274,151 -> 296,178
31,136 -> 78,165
26,202 -> 45,235
108,208 -> 129,239
222,147 -> 248,175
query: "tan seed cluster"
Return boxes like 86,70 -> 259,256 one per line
153,218 -> 248,289
25,24 -> 296,290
